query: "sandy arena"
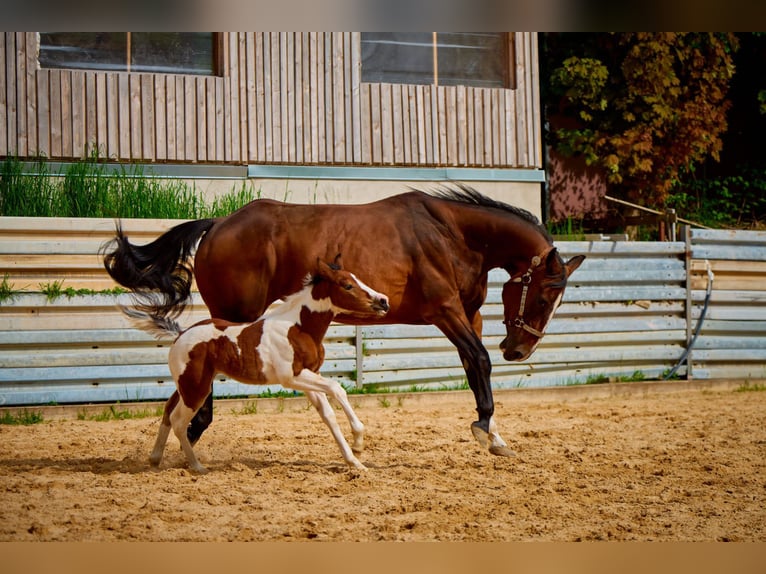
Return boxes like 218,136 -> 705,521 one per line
1,381 -> 764,542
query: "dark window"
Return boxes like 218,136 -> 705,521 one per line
39,33 -> 220,76
361,32 -> 513,89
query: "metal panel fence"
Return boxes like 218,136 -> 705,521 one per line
1,218 -> 765,406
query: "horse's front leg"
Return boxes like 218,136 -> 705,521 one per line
438,311 -> 516,457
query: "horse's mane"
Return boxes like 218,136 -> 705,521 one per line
424,183 -> 552,242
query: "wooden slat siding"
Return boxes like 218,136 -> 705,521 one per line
332,33 -> 344,162
292,33 -> 303,164
173,76 -> 184,161
48,71 -> 61,157
14,33 -> 27,157
369,83 -> 381,164
7,33 -> 17,156
0,36 -> 6,156
25,33 -> 37,156
194,77 -> 205,162
127,74 -> 140,159
95,74 -> 106,156
204,76 -> 214,161
514,33 -> 528,167
140,74 -> 154,160
269,32 -> 287,163
244,33 -> 256,162
36,70 -> 49,157
85,73 -> 96,153
529,35 -> 542,167
70,71 -> 84,157
60,70 -> 73,158
237,34 -> 248,164
105,74 -> 119,158
285,33 -> 296,163
260,34 -> 272,162
392,84 -> 403,164
4,33 -> 544,169
323,33 -> 334,162
227,34 -> 237,162
154,75 -> 166,161
182,75 -> 195,161
351,33 -> 362,163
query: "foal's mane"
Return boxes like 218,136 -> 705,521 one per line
424,183 -> 553,242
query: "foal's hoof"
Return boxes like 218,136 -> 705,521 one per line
489,444 -> 517,458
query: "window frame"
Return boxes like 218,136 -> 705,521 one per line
37,32 -> 224,77
360,32 -> 516,90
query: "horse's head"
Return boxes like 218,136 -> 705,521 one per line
500,248 -> 585,361
314,255 -> 390,318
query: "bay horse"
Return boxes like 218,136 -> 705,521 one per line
103,184 -> 585,457
123,256 -> 390,473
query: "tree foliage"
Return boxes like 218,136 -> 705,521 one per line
544,33 -> 738,207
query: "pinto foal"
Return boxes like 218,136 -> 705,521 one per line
124,257 -> 389,473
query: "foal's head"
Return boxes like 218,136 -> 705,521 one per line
311,256 -> 389,318
500,248 -> 585,362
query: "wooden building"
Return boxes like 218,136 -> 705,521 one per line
0,32 -> 544,212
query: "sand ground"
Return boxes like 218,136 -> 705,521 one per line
1,381 -> 764,541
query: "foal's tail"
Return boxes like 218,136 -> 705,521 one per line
119,304 -> 185,340
102,219 -> 216,321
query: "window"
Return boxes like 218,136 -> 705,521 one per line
38,33 -> 221,76
361,32 -> 513,89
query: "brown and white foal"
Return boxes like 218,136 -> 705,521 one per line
123,257 -> 389,474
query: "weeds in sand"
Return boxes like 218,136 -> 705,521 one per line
0,409 -> 45,425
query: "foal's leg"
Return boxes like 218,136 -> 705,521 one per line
169,400 -> 208,474
150,391 -> 181,467
288,370 -> 366,469
303,390 -> 365,470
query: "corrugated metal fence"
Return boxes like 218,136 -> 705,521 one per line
1,218 -> 765,405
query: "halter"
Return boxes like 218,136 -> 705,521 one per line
503,252 -> 546,338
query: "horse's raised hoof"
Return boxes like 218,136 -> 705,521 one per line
470,421 -> 490,448
489,444 -> 517,457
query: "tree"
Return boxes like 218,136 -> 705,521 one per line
543,33 -> 738,208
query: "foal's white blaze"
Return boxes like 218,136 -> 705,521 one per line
350,272 -> 387,304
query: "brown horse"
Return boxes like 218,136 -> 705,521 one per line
104,184 -> 585,456
123,256 -> 389,473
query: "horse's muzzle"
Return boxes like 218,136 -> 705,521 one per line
373,297 -> 390,315
499,337 -> 532,362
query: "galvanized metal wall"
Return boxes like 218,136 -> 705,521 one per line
1,218 -> 765,406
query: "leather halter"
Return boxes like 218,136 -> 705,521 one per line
503,252 -> 547,338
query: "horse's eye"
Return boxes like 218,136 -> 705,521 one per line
343,283 -> 353,291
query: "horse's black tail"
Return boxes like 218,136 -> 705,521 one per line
101,218 -> 216,321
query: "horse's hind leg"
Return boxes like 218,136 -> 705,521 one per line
150,391 -> 181,467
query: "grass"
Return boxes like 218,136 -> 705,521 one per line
0,273 -> 16,303
34,281 -> 127,301
735,382 -> 766,393
0,152 -> 258,219
0,409 -> 45,425
77,403 -> 164,421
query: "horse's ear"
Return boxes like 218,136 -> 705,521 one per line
544,248 -> 562,274
565,254 -> 586,277
331,252 -> 342,270
315,258 -> 333,281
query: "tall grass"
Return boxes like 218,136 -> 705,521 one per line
0,152 -> 259,219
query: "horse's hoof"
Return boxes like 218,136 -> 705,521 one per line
489,444 -> 517,457
470,422 -> 490,448
190,465 -> 209,475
